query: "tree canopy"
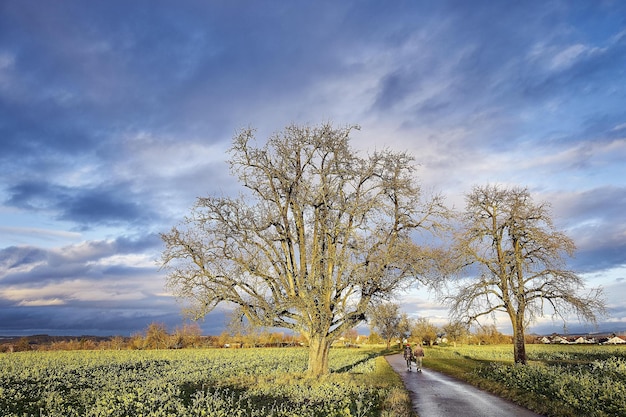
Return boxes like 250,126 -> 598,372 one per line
161,123 -> 447,375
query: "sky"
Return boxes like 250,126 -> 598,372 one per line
1,1 -> 625,337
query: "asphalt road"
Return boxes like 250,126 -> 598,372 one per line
386,353 -> 544,417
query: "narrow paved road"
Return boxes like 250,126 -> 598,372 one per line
386,354 -> 543,417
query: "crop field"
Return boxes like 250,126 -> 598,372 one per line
0,347 -> 411,417
425,344 -> 626,417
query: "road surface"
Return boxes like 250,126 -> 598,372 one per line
386,353 -> 543,417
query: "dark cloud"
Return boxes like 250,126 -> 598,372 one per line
0,246 -> 47,270
5,181 -> 158,228
0,305 -> 174,336
60,188 -> 148,227
548,187 -> 626,272
0,304 -> 227,337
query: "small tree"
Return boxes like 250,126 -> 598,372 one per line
368,302 -> 402,349
448,185 -> 605,364
14,337 -> 31,352
144,322 -> 170,350
217,331 -> 231,347
173,322 -> 203,348
442,321 -> 469,347
472,324 -> 510,345
411,317 -> 438,346
367,331 -> 383,345
108,336 -> 126,350
161,123 -> 447,376
398,313 -> 412,343
227,307 -> 262,347
342,328 -> 359,345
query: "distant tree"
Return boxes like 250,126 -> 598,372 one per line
471,324 -> 510,345
173,323 -> 203,348
217,331 -> 231,347
398,313 -> 412,343
161,123 -> 447,376
367,331 -> 383,345
227,307 -> 262,347
79,338 -> 97,350
448,185 -> 606,364
109,336 -> 127,350
14,337 -> 31,352
442,321 -> 469,346
128,333 -> 144,350
342,328 -> 359,345
368,302 -> 402,349
269,331 -> 285,346
411,317 -> 438,346
144,322 -> 170,349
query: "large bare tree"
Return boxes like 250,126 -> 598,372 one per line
161,123 -> 447,376
448,185 -> 605,364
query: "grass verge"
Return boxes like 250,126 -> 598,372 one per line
422,346 -> 591,417
371,355 -> 418,417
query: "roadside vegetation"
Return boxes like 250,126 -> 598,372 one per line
424,344 -> 626,417
0,346 -> 414,417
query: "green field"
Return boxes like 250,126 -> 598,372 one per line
0,347 -> 413,417
423,344 -> 626,417
3,344 -> 625,417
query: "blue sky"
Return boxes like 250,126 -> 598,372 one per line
1,1 -> 625,336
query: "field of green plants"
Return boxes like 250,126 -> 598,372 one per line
425,344 -> 626,417
0,347 -> 411,417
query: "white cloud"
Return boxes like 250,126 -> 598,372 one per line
549,44 -> 589,70
18,298 -> 65,307
87,253 -> 154,269
0,226 -> 81,241
1,278 -> 155,304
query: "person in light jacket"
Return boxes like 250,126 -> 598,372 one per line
413,343 -> 425,372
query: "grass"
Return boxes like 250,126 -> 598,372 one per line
371,354 -> 418,417
0,346 -> 416,417
422,344 -> 626,417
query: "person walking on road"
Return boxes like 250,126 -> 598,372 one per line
413,343 -> 425,372
403,343 -> 413,371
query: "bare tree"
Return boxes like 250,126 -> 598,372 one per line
448,185 -> 605,364
471,324 -> 510,345
144,322 -> 170,350
173,322 -> 203,348
227,307 -> 262,347
368,302 -> 402,349
398,313 -> 412,343
161,123 -> 447,376
442,321 -> 469,347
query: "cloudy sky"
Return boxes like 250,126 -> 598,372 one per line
1,1 -> 625,337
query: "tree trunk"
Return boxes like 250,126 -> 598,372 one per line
512,318 -> 527,365
308,335 -> 331,376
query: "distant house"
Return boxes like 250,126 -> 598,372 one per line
603,336 -> 626,345
552,335 -> 570,344
572,336 -> 595,344
540,337 -> 552,344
